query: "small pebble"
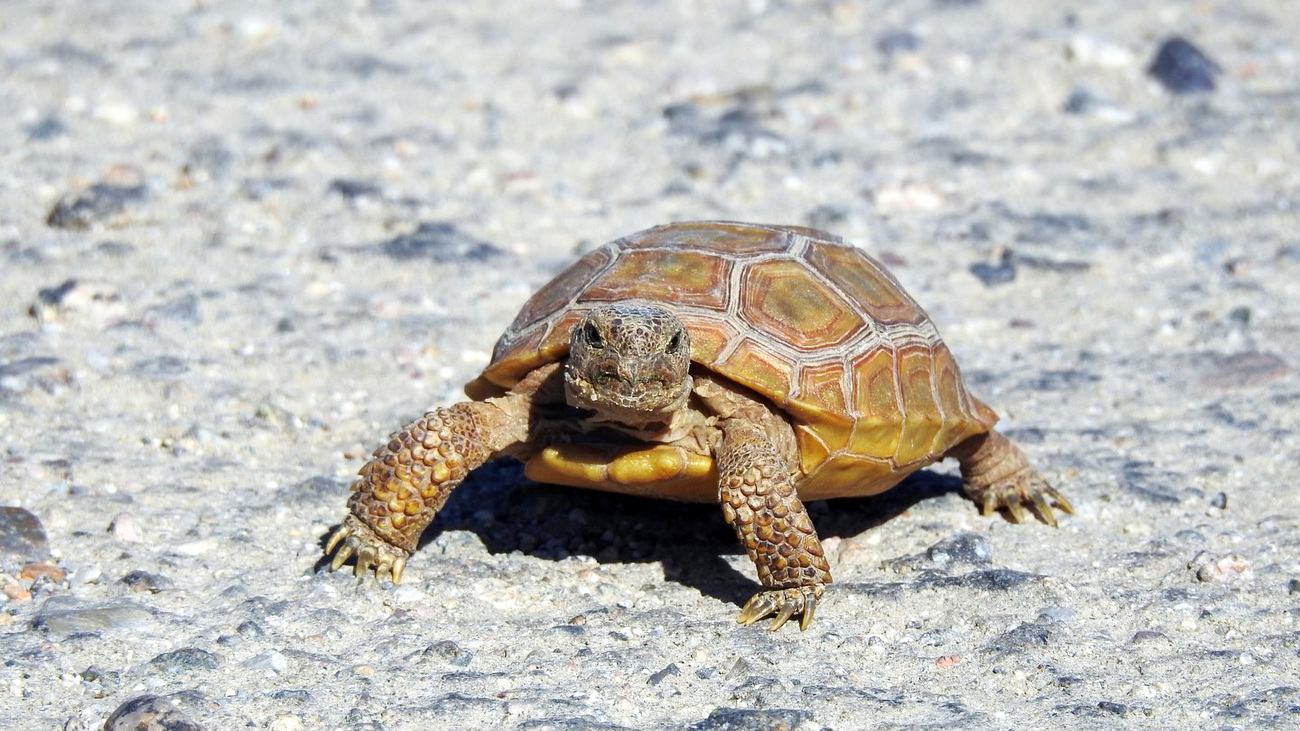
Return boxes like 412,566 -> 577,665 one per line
102,694 -> 203,731
1147,37 -> 1220,94
149,647 -> 220,673
29,279 -> 127,326
1190,552 -> 1252,583
648,662 -> 679,686
121,570 -> 172,593
970,249 -> 1017,287
378,222 -> 505,262
107,514 -> 144,543
46,183 -> 148,230
268,716 -> 304,731
0,507 -> 49,563
244,650 -> 288,675
925,532 -> 993,566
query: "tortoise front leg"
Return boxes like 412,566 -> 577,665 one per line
716,419 -> 832,631
325,393 -> 532,583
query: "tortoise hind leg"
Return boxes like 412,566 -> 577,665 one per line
949,430 -> 1073,526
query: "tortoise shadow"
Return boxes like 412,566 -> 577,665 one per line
321,460 -> 965,609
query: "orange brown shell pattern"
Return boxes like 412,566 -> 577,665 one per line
466,221 -> 998,499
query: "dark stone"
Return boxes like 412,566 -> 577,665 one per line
1063,88 -> 1101,115
46,183 -> 148,230
0,506 -> 48,563
420,640 -> 473,667
328,179 -> 384,201
648,662 -> 679,686
149,647 -> 220,673
686,708 -> 811,731
1097,701 -> 1129,716
970,249 -> 1016,286
34,279 -> 80,308
269,689 -> 313,703
27,116 -> 67,141
984,621 -> 1054,654
378,222 -> 505,262
121,570 -> 172,593
1148,37 -> 1220,94
103,694 -> 204,731
925,532 -> 993,566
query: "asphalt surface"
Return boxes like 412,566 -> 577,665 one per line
1,1 -> 1298,729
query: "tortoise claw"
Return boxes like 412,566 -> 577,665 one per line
737,586 -> 825,632
1044,486 -> 1074,515
1029,492 -> 1057,528
980,492 -> 998,517
325,515 -> 411,583
1005,496 -> 1027,524
329,537 -> 357,572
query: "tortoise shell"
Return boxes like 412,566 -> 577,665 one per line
465,221 -> 998,500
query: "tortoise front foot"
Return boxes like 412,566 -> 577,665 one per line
953,430 -> 1074,527
325,514 -> 410,583
738,585 -> 825,632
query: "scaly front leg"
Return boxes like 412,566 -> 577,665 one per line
716,420 -> 832,631
325,380 -> 539,582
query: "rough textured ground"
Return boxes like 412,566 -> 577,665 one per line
2,1 -> 1298,729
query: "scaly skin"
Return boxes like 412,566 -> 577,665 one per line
950,430 -> 1073,526
325,395 -> 531,582
717,420 -> 832,632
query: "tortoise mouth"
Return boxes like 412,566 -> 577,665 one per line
564,365 -> 692,418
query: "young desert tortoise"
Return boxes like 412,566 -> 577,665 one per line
325,220 -> 1071,631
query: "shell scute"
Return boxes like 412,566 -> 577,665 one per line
741,259 -> 868,351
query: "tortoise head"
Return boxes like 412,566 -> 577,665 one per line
565,302 -> 692,421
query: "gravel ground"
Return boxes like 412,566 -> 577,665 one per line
2,1 -> 1299,729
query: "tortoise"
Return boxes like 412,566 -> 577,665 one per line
324,220 -> 1071,631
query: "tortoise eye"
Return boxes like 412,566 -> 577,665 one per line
666,329 -> 685,354
583,321 -> 604,349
